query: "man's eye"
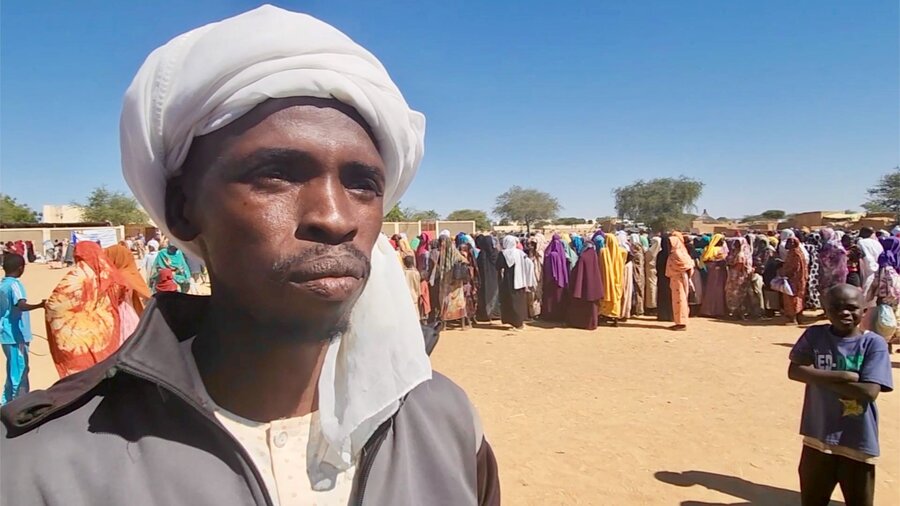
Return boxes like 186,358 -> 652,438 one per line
348,178 -> 382,195
256,166 -> 292,180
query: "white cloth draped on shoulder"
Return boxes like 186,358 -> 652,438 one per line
501,235 -> 534,290
119,4 -> 431,486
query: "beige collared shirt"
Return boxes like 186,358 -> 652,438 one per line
180,338 -> 355,506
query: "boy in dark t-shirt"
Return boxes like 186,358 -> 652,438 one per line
788,284 -> 893,506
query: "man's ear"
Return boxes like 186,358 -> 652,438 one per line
164,175 -> 200,242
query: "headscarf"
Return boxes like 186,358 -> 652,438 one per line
153,247 -> 192,288
592,233 -> 606,250
543,235 -> 570,289
781,237 -> 808,297
105,244 -> 152,314
571,235 -> 585,255
630,233 -> 643,252
666,231 -> 694,278
616,230 -> 630,250
154,268 -> 180,293
502,235 -> 531,289
879,237 -> 900,272
439,229 -> 451,238
416,232 -> 430,257
397,237 -> 414,256
45,242 -> 128,378
599,233 -> 627,318
119,5 -> 431,479
752,235 -> 774,272
725,237 -> 753,274
892,226 -> 900,237
778,229 -> 809,262
648,236 -> 662,258
817,227 -> 848,289
569,243 -> 604,302
700,233 -> 726,263
475,235 -> 500,319
820,228 -> 841,249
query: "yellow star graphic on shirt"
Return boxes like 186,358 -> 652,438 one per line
839,398 -> 864,417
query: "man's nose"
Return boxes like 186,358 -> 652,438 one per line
294,176 -> 358,245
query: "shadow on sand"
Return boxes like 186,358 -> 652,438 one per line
654,470 -> 845,506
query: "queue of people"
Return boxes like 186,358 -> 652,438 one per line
391,225 -> 900,346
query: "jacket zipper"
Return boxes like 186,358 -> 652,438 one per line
112,365 -> 276,506
353,419 -> 392,506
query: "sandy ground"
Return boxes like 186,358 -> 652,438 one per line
5,264 -> 899,505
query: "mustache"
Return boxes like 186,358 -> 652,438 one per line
269,244 -> 371,283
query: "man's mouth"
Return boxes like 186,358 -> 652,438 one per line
284,257 -> 367,300
286,258 -> 366,283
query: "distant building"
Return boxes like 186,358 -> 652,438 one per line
42,204 -> 85,224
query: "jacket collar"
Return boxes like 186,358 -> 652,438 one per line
2,293 -> 211,433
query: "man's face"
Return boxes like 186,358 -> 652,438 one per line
825,286 -> 863,335
168,97 -> 385,334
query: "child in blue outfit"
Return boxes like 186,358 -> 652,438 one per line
0,253 -> 45,404
788,284 -> 893,506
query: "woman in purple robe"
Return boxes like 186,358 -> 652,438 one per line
566,243 -> 604,329
541,234 -> 570,321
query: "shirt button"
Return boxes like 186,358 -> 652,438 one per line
274,431 -> 288,448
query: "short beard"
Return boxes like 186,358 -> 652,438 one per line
261,312 -> 351,344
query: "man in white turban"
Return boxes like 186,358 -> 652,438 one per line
1,6 -> 499,506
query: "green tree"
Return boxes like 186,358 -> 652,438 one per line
760,209 -> 786,220
446,209 -> 492,231
80,186 -> 148,225
555,217 -> 587,226
0,194 -> 39,223
862,167 -> 900,220
404,208 -> 440,221
493,186 -> 560,234
385,202 -> 406,222
613,177 -> 704,232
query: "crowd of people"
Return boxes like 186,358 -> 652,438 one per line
0,235 -> 210,403
393,226 -> 900,344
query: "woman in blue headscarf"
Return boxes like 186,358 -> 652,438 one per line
571,235 -> 585,255
592,231 -> 605,250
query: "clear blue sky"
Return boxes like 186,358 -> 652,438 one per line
2,1 -> 897,220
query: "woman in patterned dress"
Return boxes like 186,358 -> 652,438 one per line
817,227 -> 848,298
724,237 -> 754,319
803,232 -> 822,310
45,242 -> 129,378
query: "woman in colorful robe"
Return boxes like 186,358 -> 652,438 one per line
45,242 -> 128,378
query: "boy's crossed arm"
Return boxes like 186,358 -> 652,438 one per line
788,358 -> 881,403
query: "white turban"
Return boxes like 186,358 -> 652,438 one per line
120,5 -> 431,487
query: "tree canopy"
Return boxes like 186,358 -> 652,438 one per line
0,194 -> 39,224
385,202 -> 405,222
80,187 -> 148,226
404,208 -> 440,221
612,177 -> 704,232
446,209 -> 492,231
862,167 -> 900,220
493,186 -> 560,233
383,202 -> 440,222
555,217 -> 588,226
760,209 -> 786,220
743,209 -> 786,222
